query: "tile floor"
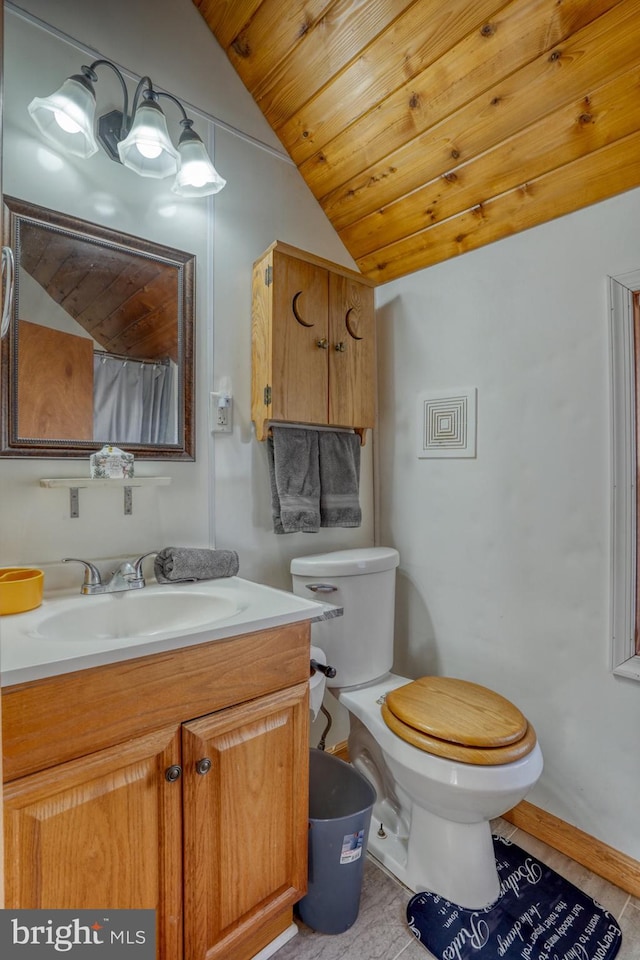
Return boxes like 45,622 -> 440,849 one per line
276,819 -> 640,960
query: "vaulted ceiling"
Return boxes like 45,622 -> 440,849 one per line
193,0 -> 640,284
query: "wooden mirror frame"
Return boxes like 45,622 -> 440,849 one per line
0,196 -> 195,460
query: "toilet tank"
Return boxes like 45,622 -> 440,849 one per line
291,547 -> 400,688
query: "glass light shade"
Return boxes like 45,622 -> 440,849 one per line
27,75 -> 99,159
117,100 -> 179,179
172,135 -> 226,198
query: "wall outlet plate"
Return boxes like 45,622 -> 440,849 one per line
210,392 -> 233,433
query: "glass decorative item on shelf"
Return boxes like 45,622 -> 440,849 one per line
89,445 -> 135,479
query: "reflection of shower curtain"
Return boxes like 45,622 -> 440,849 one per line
93,355 -> 174,444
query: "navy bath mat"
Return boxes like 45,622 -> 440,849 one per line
407,834 -> 622,960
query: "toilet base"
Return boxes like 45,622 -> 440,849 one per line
366,807 -> 501,910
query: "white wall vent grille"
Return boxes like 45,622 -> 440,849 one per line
417,388 -> 477,459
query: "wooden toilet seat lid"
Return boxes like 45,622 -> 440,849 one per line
382,677 -> 536,765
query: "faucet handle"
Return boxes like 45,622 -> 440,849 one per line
62,558 -> 102,590
131,551 -> 157,579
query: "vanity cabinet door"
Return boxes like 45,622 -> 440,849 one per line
182,682 -> 309,960
3,725 -> 183,960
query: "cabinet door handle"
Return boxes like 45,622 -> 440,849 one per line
335,341 -> 346,352
316,338 -> 329,349
165,764 -> 182,783
292,291 -> 314,327
345,306 -> 363,340
195,758 -> 212,776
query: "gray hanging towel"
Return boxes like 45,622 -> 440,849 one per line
267,426 -> 321,533
318,431 -> 362,528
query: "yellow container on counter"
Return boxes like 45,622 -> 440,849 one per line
0,567 -> 44,615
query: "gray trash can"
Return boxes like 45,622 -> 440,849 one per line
297,748 -> 376,934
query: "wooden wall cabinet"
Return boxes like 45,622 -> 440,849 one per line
2,624 -> 310,960
252,241 -> 376,442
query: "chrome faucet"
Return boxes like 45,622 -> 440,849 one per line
63,553 -> 156,595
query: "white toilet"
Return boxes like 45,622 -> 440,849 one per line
291,547 -> 543,910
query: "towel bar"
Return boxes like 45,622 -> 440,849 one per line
264,422 -> 367,445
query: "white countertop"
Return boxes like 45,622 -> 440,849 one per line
0,577 -> 325,687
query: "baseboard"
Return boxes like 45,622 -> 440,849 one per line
503,800 -> 640,898
329,741 -> 640,898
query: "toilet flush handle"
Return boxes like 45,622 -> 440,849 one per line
305,582 -> 337,593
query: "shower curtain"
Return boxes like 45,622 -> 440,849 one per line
93,354 -> 175,445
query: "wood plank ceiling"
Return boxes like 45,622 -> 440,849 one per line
194,0 -> 640,284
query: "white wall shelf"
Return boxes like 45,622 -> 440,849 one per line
39,477 -> 172,518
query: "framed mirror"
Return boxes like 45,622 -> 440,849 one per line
1,196 -> 195,459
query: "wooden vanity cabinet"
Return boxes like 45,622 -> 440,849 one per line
252,241 -> 376,442
2,623 -> 310,960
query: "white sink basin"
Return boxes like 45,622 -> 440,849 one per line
34,589 -> 240,642
1,576 -> 325,686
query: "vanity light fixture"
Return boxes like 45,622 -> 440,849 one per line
28,59 -> 226,197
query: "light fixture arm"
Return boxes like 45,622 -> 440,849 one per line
82,61 -> 166,143
154,91 -> 202,143
154,90 -> 190,125
84,62 -> 169,144
154,92 -> 206,149
129,75 -> 156,127
83,59 -> 131,139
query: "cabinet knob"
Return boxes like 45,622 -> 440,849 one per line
334,341 -> 346,352
165,764 -> 182,783
315,338 -> 329,349
195,758 -> 212,776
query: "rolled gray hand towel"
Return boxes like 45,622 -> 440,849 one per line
154,547 -> 239,583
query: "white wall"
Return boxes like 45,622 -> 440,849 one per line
375,186 -> 640,861
0,0 -> 374,589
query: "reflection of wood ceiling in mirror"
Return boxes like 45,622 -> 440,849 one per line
20,223 -> 179,363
